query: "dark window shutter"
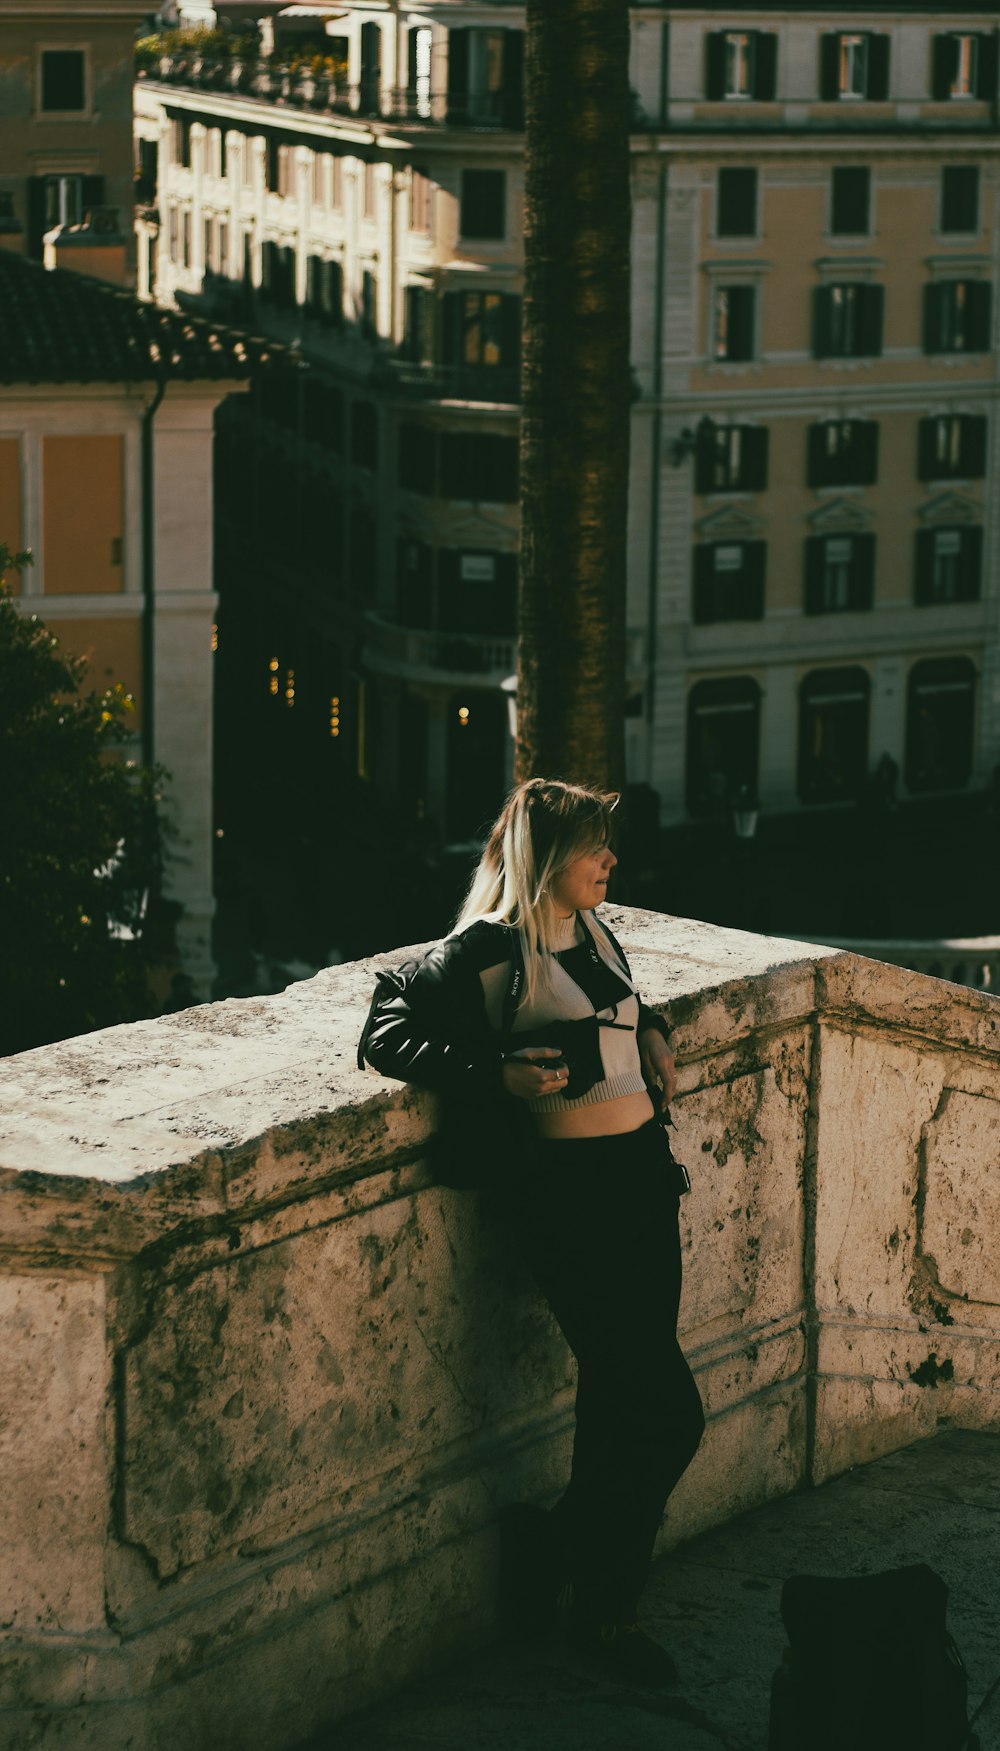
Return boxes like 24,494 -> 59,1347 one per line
694,426 -> 716,494
859,284 -> 884,356
813,287 -> 832,358
805,537 -> 825,614
807,424 -> 829,488
854,421 -> 878,485
932,34 -> 959,100
942,166 -> 979,233
742,426 -> 769,490
490,435 -> 518,501
705,32 -> 727,100
852,533 -> 876,609
447,29 -> 470,118
968,281 -> 992,351
963,415 -> 987,478
81,173 -> 105,213
819,35 -> 840,101
407,28 -> 419,96
923,282 -> 943,353
745,541 -> 766,618
917,418 -> 938,481
442,292 -> 459,366
961,526 -> 983,600
978,33 -> 999,100
499,294 -> 521,369
867,34 -> 890,100
728,286 -> 755,361
914,530 -> 934,604
831,167 -> 870,236
717,167 -> 758,237
27,177 -> 48,259
754,33 -> 778,100
693,545 -> 716,623
501,30 -> 525,127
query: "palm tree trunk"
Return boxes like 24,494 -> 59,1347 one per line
516,0 -> 632,790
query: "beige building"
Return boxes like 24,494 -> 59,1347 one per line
137,2 -> 1000,836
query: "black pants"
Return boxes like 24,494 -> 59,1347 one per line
498,1120 -> 704,1623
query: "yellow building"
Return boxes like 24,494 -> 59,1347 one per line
136,2 -> 1000,834
0,251 -> 271,988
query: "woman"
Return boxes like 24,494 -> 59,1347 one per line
361,777 -> 704,1686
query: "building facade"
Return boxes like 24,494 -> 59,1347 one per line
137,2 -> 1000,838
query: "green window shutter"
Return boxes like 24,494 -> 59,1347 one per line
914,530 -> 934,604
819,35 -> 840,101
967,281 -> 992,351
852,533 -> 876,609
806,424 -> 828,487
923,282 -> 943,353
932,34 -> 959,100
961,526 -> 983,600
705,33 -> 727,100
859,284 -> 884,356
831,167 -> 870,236
754,33 -> 778,100
858,421 -> 879,485
717,167 -> 758,237
977,33 -> 999,100
813,287 -> 832,358
694,425 -> 716,494
447,29 -> 470,119
962,415 -> 987,478
804,537 -> 825,614
501,30 -> 525,128
728,286 -> 755,361
742,426 -> 769,491
866,34 -> 890,100
916,418 -> 938,481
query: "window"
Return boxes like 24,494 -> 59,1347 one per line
932,34 -> 998,102
402,286 -> 433,363
923,281 -> 991,354
705,31 -> 777,101
351,401 -> 378,470
305,257 -> 343,327
804,533 -> 875,613
173,116 -> 193,170
398,423 -> 436,494
941,167 -> 980,235
182,210 -> 192,270
360,269 -> 377,337
219,219 -> 229,273
717,168 -> 758,238
359,20 -> 382,116
914,526 -> 982,604
442,291 -> 521,371
905,658 -> 976,792
695,424 -> 769,493
713,286 -> 756,362
686,677 -> 761,817
830,167 -> 871,236
168,206 -> 179,263
438,548 -> 517,634
813,283 -> 884,358
410,166 -> 433,233
44,173 -> 82,231
40,48 -> 85,112
692,541 -> 766,623
819,33 -> 890,102
447,27 -> 525,127
460,170 -> 506,241
203,215 -> 213,272
406,26 -> 433,119
440,432 -> 518,501
260,241 -> 295,308
798,668 -> 870,803
136,139 -> 158,205
917,415 -> 986,481
807,420 -> 879,488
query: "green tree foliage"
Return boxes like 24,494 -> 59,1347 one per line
0,546 -> 168,1056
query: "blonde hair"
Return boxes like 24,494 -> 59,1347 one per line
455,777 -> 619,1005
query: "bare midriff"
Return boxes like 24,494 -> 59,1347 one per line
532,1088 -> 656,1140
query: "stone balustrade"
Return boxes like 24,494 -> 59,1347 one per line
2,908 -> 1000,1749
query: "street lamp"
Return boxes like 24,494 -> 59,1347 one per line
670,413 -> 716,469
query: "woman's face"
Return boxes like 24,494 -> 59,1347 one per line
549,840 -> 617,916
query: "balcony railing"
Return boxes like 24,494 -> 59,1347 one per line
138,54 -> 523,130
364,614 -> 515,683
376,358 -> 521,406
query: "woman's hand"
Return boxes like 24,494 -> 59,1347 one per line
638,1028 -> 677,1106
502,1046 -> 568,1101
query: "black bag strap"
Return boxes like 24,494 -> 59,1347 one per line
500,924 -> 525,1036
588,911 -> 632,979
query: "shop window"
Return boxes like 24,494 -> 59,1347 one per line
807,420 -> 879,488
460,170 -> 506,240
914,527 -> 982,605
830,166 -> 871,236
685,677 -> 761,817
819,33 -> 890,101
804,533 -> 876,614
798,668 -> 870,804
712,286 -> 756,362
923,281 -> 991,354
905,658 -> 976,792
692,541 -> 766,623
704,31 -> 777,101
717,168 -> 758,238
695,424 -> 769,493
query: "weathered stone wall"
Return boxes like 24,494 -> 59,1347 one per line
1,909 -> 999,1749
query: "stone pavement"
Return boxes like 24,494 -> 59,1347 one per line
300,1427 -> 1000,1751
